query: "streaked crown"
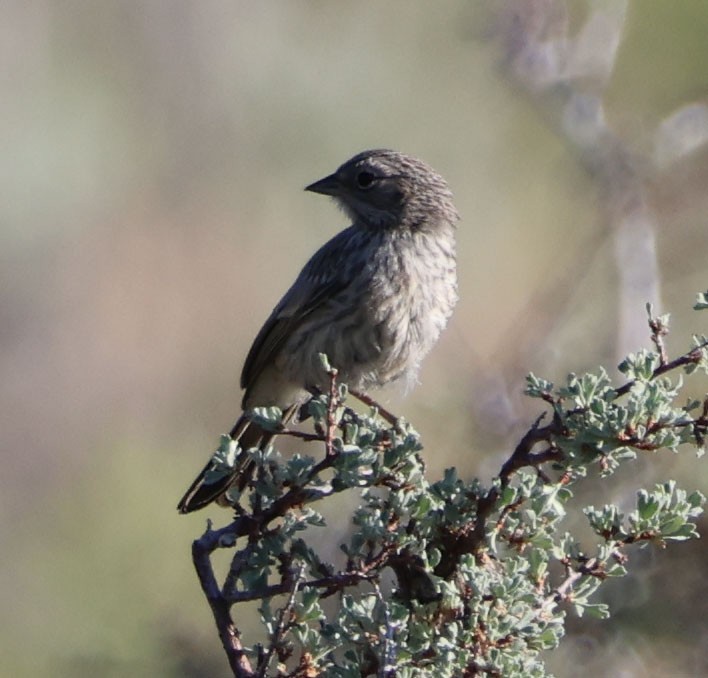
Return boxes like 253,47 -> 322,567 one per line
306,149 -> 459,229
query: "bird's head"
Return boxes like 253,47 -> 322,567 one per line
305,149 -> 459,230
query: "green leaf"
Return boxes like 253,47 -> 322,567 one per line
526,373 -> 554,397
248,406 -> 283,431
694,290 -> 708,310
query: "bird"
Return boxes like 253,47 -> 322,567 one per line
177,149 -> 459,513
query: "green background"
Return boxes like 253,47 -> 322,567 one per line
2,2 -> 707,676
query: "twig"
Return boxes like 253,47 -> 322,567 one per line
192,522 -> 254,677
460,338 -> 707,568
277,428 -> 325,442
499,426 -> 564,486
544,571 -> 583,610
648,315 -> 670,366
500,339 -> 708,484
694,396 -> 708,447
372,580 -> 397,678
326,367 -> 339,457
614,339 -> 708,397
544,558 -> 604,610
350,388 -> 398,426
224,568 -> 377,604
256,563 -> 306,677
223,543 -> 257,602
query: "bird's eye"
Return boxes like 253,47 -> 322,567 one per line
356,171 -> 375,189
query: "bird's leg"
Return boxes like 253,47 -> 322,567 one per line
349,389 -> 398,426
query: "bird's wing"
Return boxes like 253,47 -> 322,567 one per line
240,226 -> 360,395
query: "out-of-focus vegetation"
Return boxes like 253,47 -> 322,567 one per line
1,2 -> 707,676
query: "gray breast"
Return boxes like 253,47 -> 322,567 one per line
278,224 -> 457,393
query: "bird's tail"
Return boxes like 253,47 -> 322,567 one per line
177,414 -> 273,514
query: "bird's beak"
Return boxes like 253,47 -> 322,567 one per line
305,172 -> 341,196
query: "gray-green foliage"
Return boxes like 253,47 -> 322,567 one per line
193,298 -> 708,677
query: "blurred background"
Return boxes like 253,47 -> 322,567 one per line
2,1 -> 708,676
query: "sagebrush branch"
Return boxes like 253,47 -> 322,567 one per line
614,339 -> 708,398
187,323 -> 706,676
